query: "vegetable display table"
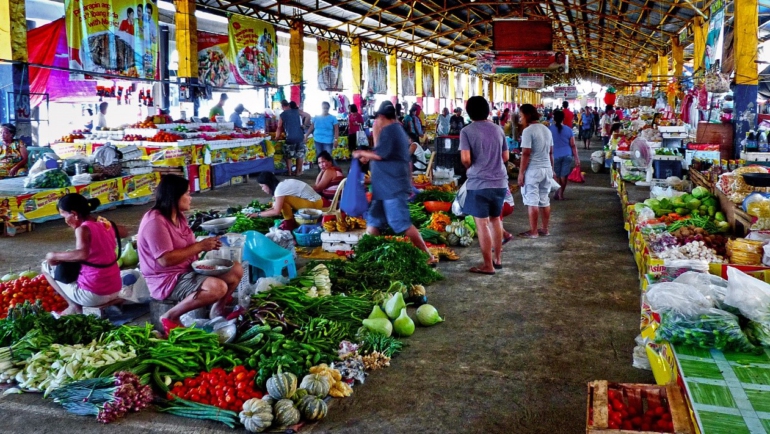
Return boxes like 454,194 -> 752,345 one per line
671,345 -> 770,434
211,158 -> 275,188
0,172 -> 158,224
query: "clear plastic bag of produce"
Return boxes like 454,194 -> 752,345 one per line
632,335 -> 652,370
23,168 -> 72,188
725,267 -> 770,322
744,321 -> 770,348
646,282 -> 717,317
673,271 -> 728,306
655,308 -> 758,352
636,206 -> 656,223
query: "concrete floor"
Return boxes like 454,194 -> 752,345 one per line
0,144 -> 654,433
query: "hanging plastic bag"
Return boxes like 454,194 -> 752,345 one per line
725,267 -> 770,322
548,177 -> 560,192
567,166 -> 585,183
340,159 -> 368,217
356,130 -> 369,148
452,182 -> 468,216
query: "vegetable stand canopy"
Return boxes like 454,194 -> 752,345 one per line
195,0 -> 703,84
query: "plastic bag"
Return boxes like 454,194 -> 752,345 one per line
549,177 -> 560,192
92,144 -> 122,167
637,207 -> 656,223
744,321 -> 770,348
646,282 -> 717,317
266,226 -> 296,258
118,269 -> 150,304
24,168 -> 72,188
673,271 -> 728,306
725,267 -> 770,322
356,130 -> 369,147
655,308 -> 757,352
452,183 -> 468,216
340,159 -> 368,217
632,335 -> 652,370
238,276 -> 285,309
567,166 -> 585,183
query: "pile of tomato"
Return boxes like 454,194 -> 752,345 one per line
146,131 -> 182,143
606,388 -> 674,432
0,274 -> 69,318
168,366 -> 263,412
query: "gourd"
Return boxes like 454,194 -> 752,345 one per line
459,235 -> 473,247
266,372 -> 297,400
291,388 -> 309,404
273,399 -> 301,427
261,395 -> 275,406
445,221 -> 458,234
446,233 -> 460,246
298,394 -> 328,421
239,398 -> 274,433
454,225 -> 469,238
299,374 -> 331,397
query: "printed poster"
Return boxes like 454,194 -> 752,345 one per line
422,65 -> 434,97
439,69 -> 449,99
705,0 -> 725,70
367,51 -> 387,95
228,15 -> 277,86
318,39 -> 343,91
401,60 -> 416,96
455,71 -> 464,100
198,31 -> 231,87
518,73 -> 544,89
65,0 -> 159,79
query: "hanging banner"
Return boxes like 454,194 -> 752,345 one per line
422,65 -> 434,97
553,86 -> 578,99
366,51 -> 387,95
540,91 -> 555,99
400,60 -> 416,96
227,15 -> 277,86
318,39 -> 343,91
476,51 -> 568,74
65,0 -> 160,79
705,0 -> 725,70
455,71 -> 464,100
439,69 -> 449,98
197,31 -> 231,87
518,73 -> 544,89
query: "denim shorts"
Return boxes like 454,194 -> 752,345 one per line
315,142 -> 334,159
366,196 -> 412,234
553,156 -> 574,178
463,188 -> 507,219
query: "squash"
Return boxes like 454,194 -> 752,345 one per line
298,395 -> 328,421
300,374 -> 331,397
266,372 -> 297,400
273,399 -> 301,427
239,398 -> 274,433
454,225 -> 469,237
261,395 -> 275,406
459,235 -> 472,247
291,388 -> 309,404
446,233 -> 460,246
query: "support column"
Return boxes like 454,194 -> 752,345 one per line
477,75 -> 483,96
671,36 -> 684,112
433,63 -> 440,113
174,0 -> 199,115
289,20 -> 304,105
388,50 -> 398,104
351,38 -> 362,110
487,81 -> 494,103
448,69 -> 455,111
0,0 -> 30,143
415,61 -> 423,109
734,0 -> 759,156
463,70 -> 470,106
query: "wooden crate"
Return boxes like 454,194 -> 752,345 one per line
586,381 -> 694,434
688,168 -> 715,195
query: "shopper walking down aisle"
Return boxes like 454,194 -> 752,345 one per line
347,104 -> 365,153
561,101 -> 574,128
600,105 -> 615,149
353,101 -> 436,264
517,104 -> 554,238
579,108 -> 594,149
436,108 -> 451,136
549,110 -> 580,201
459,96 -> 509,275
305,102 -> 339,162
276,100 -> 306,177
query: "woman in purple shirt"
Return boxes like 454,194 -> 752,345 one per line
137,175 -> 243,335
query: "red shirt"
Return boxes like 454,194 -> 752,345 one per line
562,109 -> 574,128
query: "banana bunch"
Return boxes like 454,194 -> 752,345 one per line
429,247 -> 459,261
345,217 -> 366,230
336,219 -> 349,232
414,174 -> 430,184
0,347 -> 20,385
323,220 -> 338,232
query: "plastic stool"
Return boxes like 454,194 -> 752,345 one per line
242,230 -> 297,281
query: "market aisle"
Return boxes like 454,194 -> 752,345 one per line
307,147 -> 654,434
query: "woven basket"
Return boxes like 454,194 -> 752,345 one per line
93,163 -> 123,178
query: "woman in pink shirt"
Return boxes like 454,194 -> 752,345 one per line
137,175 -> 243,334
43,194 -> 126,315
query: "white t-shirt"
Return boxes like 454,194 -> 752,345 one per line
600,114 -> 613,137
521,123 -> 553,170
274,179 -> 322,202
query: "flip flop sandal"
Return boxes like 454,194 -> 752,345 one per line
493,263 -> 503,270
518,231 -> 539,239
469,267 -> 495,275
502,234 -> 514,245
161,318 -> 184,336
538,230 -> 550,236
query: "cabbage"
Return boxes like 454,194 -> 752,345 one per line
692,186 -> 710,199
383,292 -> 406,319
368,305 -> 389,320
393,309 -> 415,337
415,304 -> 444,326
362,318 -> 393,337
643,199 -> 660,208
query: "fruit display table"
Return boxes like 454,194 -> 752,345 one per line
0,172 -> 158,224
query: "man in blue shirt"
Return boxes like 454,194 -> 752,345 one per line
304,102 -> 338,165
229,104 -> 246,129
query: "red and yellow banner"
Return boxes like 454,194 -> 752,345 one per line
227,15 -> 277,86
318,39 -> 343,91
65,0 -> 159,79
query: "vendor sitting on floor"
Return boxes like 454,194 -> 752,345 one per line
1,123 -> 28,178
249,171 -> 324,230
42,194 -> 127,315
313,151 -> 345,198
410,141 -> 429,173
137,174 -> 243,335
